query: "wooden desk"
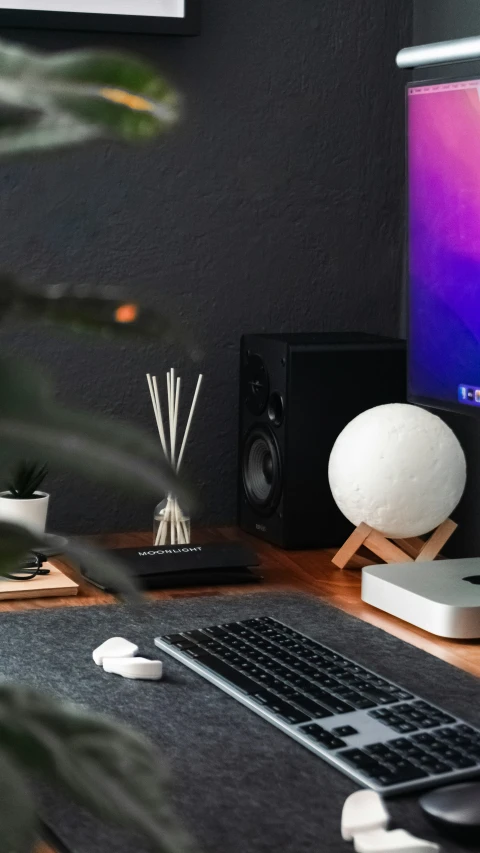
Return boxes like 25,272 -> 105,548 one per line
6,527 -> 477,853
5,526 -> 478,679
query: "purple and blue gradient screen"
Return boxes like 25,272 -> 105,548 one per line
408,79 -> 480,411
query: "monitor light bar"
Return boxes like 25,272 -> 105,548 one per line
397,35 -> 480,69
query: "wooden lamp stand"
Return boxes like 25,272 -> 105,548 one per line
331,518 -> 457,569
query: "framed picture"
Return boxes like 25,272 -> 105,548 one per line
0,0 -> 200,34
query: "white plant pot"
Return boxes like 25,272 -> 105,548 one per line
0,491 -> 49,534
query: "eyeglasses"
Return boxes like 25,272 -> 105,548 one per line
5,553 -> 50,582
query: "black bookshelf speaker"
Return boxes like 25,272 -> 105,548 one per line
238,333 -> 407,549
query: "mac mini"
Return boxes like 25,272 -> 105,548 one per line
361,559 -> 480,639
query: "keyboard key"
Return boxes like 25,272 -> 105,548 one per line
425,741 -> 474,767
368,708 -> 391,720
297,651 -> 325,664
308,691 -> 353,715
411,733 -> 437,747
301,723 -> 346,749
456,724 -> 480,739
334,688 -> 375,709
161,633 -> 197,649
434,713 -> 457,726
203,641 -> 229,654
451,736 -> 475,750
442,751 -> 477,769
255,695 -> 311,724
288,675 -> 317,692
367,676 -> 394,689
287,693 -> 332,719
343,663 -> 370,676
412,700 -> 436,712
183,629 -> 211,644
468,744 -> 480,761
361,687 -> 397,705
420,760 -> 451,775
389,720 -> 418,734
184,646 -> 211,660
332,725 -> 358,737
368,709 -> 417,733
434,729 -> 472,749
310,675 -> 342,691
399,746 -> 431,764
325,664 -> 351,678
388,738 -> 412,752
412,701 -> 455,724
202,626 -> 229,639
365,744 -> 405,766
288,662 -> 318,677
339,749 -> 385,775
225,623 -> 254,637
389,690 -> 414,701
198,654 -> 262,694
368,762 -> 429,786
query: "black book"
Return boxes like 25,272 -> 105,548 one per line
82,541 -> 261,591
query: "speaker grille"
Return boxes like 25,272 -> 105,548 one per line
242,427 -> 281,514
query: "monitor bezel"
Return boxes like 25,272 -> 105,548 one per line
407,72 -> 480,418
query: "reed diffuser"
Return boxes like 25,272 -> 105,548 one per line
147,369 -> 202,545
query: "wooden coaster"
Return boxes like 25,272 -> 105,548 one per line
0,562 -> 78,600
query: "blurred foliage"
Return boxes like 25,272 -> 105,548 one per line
0,277 -> 199,354
0,520 -> 37,576
0,40 -> 178,154
0,685 -> 199,853
0,38 -> 199,853
0,357 -> 191,507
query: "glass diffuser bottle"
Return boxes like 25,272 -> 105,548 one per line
153,495 -> 191,545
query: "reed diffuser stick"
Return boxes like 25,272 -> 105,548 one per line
147,369 -> 202,546
176,374 -> 203,472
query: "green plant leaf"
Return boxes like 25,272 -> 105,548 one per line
61,537 -> 141,599
0,686 -> 199,853
0,114 -> 97,157
0,521 -> 37,576
0,521 -> 140,597
0,40 -> 178,155
42,50 -> 174,102
0,357 -> 191,508
55,93 -> 170,141
0,747 -> 37,853
0,277 -> 197,352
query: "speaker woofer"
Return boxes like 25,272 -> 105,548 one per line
242,427 -> 281,514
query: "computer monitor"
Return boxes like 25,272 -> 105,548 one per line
408,75 -> 480,416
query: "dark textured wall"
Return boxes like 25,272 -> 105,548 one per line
414,0 -> 480,44
413,1 -> 480,556
0,1 -> 411,534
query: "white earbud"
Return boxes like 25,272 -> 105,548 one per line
341,791 -> 439,853
102,656 -> 163,681
341,790 -> 390,840
92,637 -> 139,666
353,828 -> 439,853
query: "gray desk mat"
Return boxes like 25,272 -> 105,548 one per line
0,591 -> 478,853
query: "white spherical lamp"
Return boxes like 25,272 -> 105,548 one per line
328,403 -> 466,539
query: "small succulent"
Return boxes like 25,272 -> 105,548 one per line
6,460 -> 47,499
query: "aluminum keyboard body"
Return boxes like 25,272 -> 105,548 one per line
155,616 -> 480,795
